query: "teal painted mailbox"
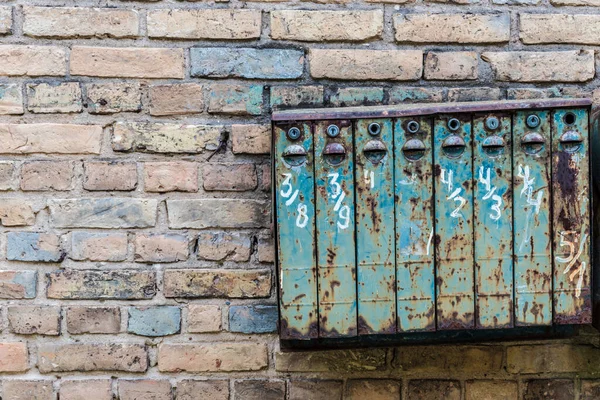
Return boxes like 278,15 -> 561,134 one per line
272,99 -> 595,346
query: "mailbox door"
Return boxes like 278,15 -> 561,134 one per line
513,110 -> 552,326
274,123 -> 318,339
355,118 -> 396,335
552,108 -> 591,324
395,117 -> 435,332
473,113 -> 513,329
433,114 -> 475,330
315,120 -> 357,338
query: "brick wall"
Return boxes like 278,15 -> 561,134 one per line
0,0 -> 599,399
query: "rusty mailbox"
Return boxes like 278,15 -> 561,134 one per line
272,99 -> 595,346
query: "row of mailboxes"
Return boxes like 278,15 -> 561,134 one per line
272,99 -> 593,344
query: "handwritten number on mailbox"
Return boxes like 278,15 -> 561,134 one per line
328,173 -> 351,230
556,231 -> 587,298
281,173 -> 308,228
441,169 -> 467,218
478,166 -> 503,221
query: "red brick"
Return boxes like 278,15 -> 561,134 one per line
0,342 -> 29,372
231,124 -> 270,154
83,161 -> 137,191
202,163 -> 257,191
144,162 -> 198,193
188,305 -> 222,333
38,343 -> 147,373
20,161 -> 73,191
148,83 -> 204,116
234,380 -> 285,400
70,232 -> 128,262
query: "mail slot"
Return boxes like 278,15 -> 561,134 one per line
272,99 -> 595,346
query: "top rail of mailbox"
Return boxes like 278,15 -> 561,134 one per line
271,98 -> 592,121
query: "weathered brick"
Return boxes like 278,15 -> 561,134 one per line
47,269 -> 156,299
113,122 -> 221,154
23,6 -> 139,38
465,380 -> 518,400
494,0 -> 539,4
144,162 -> 198,192
0,6 -> 11,34
0,45 -> 66,76
329,87 -> 384,107
234,380 -> 285,400
38,344 -> 147,373
203,163 -> 257,191
128,306 -> 181,337
507,344 -> 600,373
346,380 -> 401,400
197,231 -> 252,262
276,349 -> 387,372
134,234 -> 188,263
2,380 -> 53,400
482,50 -> 595,82
188,305 -> 222,333
407,380 -> 461,400
0,270 -> 37,299
119,380 -> 171,400
7,232 -> 63,262
85,82 -> 141,114
394,14 -> 510,43
0,161 -> 15,190
0,123 -> 102,154
259,164 -> 271,192
71,46 -> 184,78
167,199 -> 269,229
507,87 -> 562,100
521,14 -> 600,45
149,83 -> 204,116
447,87 -> 503,102
231,124 -> 270,154
163,269 -> 271,298
8,306 -> 60,335
229,305 -> 278,333
289,380 -> 344,400
0,343 -> 29,372
158,343 -> 268,372
389,87 -> 443,103
191,48 -> 304,79
523,380 -> 573,400
0,199 -> 35,226
0,83 -> 23,114
310,49 -> 422,80
394,346 -> 503,373
66,306 -> 121,334
83,161 -> 137,191
70,232 -> 128,262
208,84 -> 263,115
551,0 -> 600,4
21,161 -> 73,191
148,9 -> 260,39
581,380 -> 600,400
27,82 -> 82,113
258,234 -> 275,263
271,10 -> 382,41
176,380 -> 229,400
49,198 -> 157,228
60,379 -> 113,400
271,86 -> 324,110
424,52 -> 478,80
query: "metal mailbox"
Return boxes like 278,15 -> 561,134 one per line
272,99 -> 595,347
